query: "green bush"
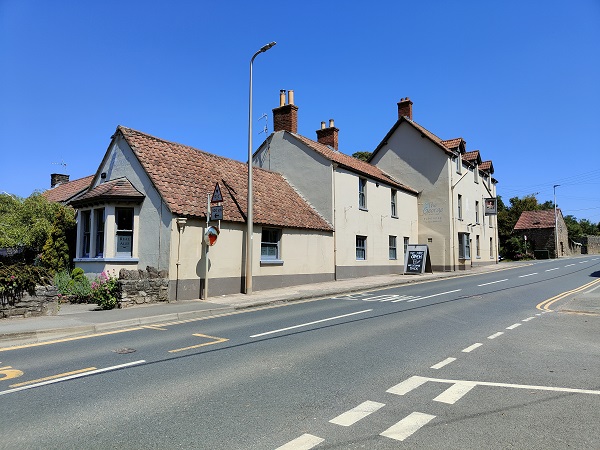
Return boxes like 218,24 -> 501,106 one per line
0,263 -> 52,305
53,268 -> 92,302
91,271 -> 120,310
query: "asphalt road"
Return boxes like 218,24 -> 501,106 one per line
1,257 -> 599,449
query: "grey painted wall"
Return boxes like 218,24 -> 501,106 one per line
99,136 -> 173,273
255,132 -> 333,224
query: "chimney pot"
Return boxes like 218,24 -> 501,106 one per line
279,90 -> 286,107
329,119 -> 334,128
321,121 -> 326,129
288,90 -> 294,105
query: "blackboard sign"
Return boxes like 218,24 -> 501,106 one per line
404,244 -> 432,274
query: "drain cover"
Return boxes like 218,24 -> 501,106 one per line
113,348 -> 136,354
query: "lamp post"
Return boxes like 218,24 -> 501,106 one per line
554,184 -> 560,258
246,41 -> 276,295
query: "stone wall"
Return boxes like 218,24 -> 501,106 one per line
0,285 -> 59,319
119,266 -> 169,307
581,236 -> 600,255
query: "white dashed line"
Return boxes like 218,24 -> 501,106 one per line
580,261 -> 589,263
430,357 -> 457,369
506,323 -> 521,330
434,381 -> 477,404
519,273 -> 538,278
522,317 -> 536,322
545,268 -> 559,272
404,289 -> 461,302
250,310 -> 372,337
380,412 -> 436,442
462,343 -> 483,353
487,332 -> 504,339
276,434 -> 324,450
565,264 -> 576,267
477,279 -> 508,287
329,401 -> 385,426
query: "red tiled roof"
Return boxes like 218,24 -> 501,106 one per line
43,175 -> 94,203
117,126 -> 332,231
440,138 -> 463,149
514,209 -> 561,230
480,160 -> 494,173
463,151 -> 480,161
291,134 -> 418,195
71,178 -> 145,206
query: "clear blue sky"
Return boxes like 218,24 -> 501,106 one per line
2,1 -> 599,223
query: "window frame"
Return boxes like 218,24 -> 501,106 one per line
475,200 -> 480,224
358,178 -> 367,210
115,207 -> 134,257
356,235 -> 367,260
457,194 -> 463,220
95,208 -> 105,257
458,232 -> 471,260
81,210 -> 91,258
260,228 -> 282,263
390,189 -> 398,218
389,235 -> 397,260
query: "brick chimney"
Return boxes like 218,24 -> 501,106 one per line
316,119 -> 339,150
51,173 -> 69,188
397,97 -> 413,120
273,89 -> 298,133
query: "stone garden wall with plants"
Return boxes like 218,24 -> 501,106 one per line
118,266 -> 169,308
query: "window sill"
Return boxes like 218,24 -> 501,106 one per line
391,215 -> 399,219
260,259 -> 284,266
74,257 -> 139,263
359,207 -> 368,212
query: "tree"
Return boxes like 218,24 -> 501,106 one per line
41,206 -> 76,273
0,193 -> 74,264
352,151 -> 372,162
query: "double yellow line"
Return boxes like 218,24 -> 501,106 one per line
537,278 -> 600,311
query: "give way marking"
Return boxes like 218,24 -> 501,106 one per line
388,375 -> 600,405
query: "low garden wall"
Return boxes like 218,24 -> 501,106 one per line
0,285 -> 59,319
118,266 -> 169,307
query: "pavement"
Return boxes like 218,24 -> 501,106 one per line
1,261 -> 599,348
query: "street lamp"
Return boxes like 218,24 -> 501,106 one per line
246,41 -> 276,295
554,184 -> 560,258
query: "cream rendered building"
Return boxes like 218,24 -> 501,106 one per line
369,98 -> 499,271
254,91 -> 419,279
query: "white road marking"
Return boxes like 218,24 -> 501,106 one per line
389,295 -> 421,303
519,272 -> 538,278
565,264 -> 576,267
249,310 -> 372,338
329,400 -> 385,426
477,279 -> 508,287
387,375 -> 430,396
362,294 -> 399,302
545,268 -> 560,272
0,360 -> 146,396
462,343 -> 483,353
380,412 -> 436,442
434,381 -> 477,404
580,261 -> 589,263
405,289 -> 461,302
276,434 -> 324,449
535,313 -> 542,316
522,317 -> 536,322
387,375 -> 600,405
506,323 -> 521,330
487,332 -> 504,339
430,357 -> 457,369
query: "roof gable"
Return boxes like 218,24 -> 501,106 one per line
116,126 -> 332,231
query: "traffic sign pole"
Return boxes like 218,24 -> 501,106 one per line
204,193 -> 210,300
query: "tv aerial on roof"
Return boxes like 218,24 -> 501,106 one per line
51,160 -> 67,170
